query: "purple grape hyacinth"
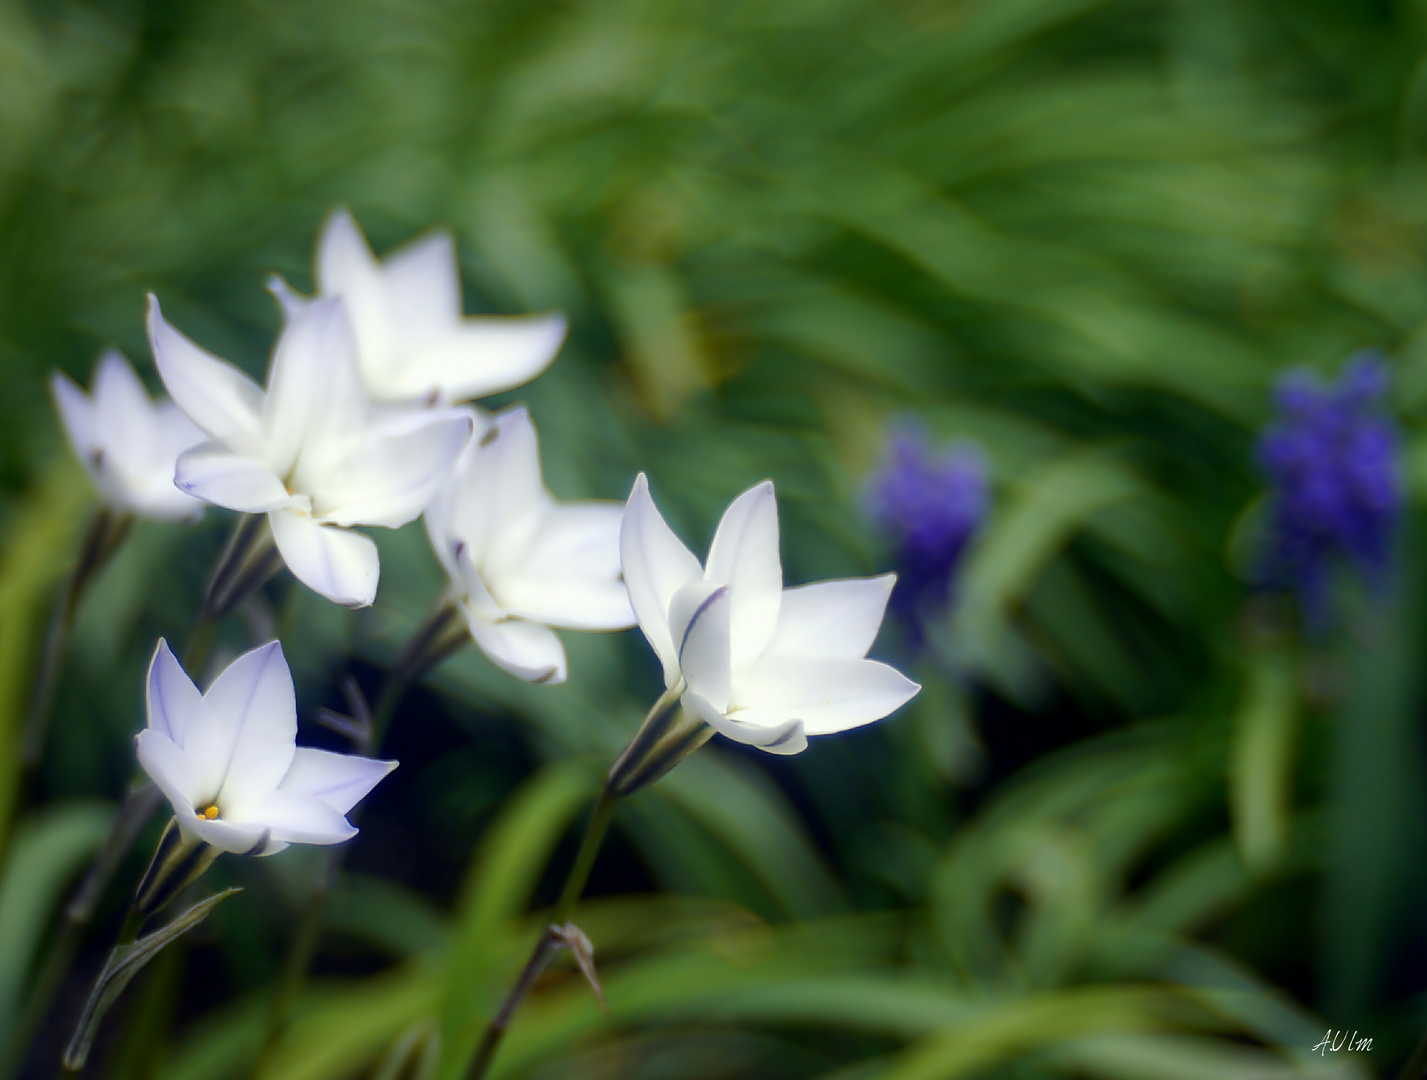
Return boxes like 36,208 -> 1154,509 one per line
866,427 -> 988,630
1256,352 -> 1402,624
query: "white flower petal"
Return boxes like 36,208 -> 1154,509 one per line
669,581 -> 733,711
263,298 -> 361,477
280,748 -> 397,815
186,814 -> 271,856
226,790 -> 358,850
422,411 -> 491,574
146,639 -> 202,745
479,489 -> 634,628
135,729 -> 203,812
382,231 -> 462,344
682,692 -> 807,756
147,295 -> 264,445
51,371 -> 96,461
266,273 -> 311,323
495,575 -> 635,631
766,575 -> 895,659
312,409 -> 472,528
202,640 -> 298,808
523,503 -> 626,581
703,480 -> 782,667
620,474 -> 703,686
473,406 -> 546,575
731,656 -> 920,736
145,403 -> 208,519
174,443 -> 298,513
154,401 -> 206,460
387,314 -> 567,403
268,509 -> 379,608
91,350 -> 158,463
316,209 -> 397,379
462,606 -> 568,684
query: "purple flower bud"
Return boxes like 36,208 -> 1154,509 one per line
866,426 -> 988,628
1256,354 -> 1402,625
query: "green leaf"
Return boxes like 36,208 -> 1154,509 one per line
250,968 -> 438,1080
434,762 -> 598,1080
63,887 -> 242,1071
1228,648 -> 1298,878
877,987 -> 1197,1080
0,802 -> 111,1046
601,260 -> 711,418
951,450 -> 1142,702
325,874 -> 447,958
1044,1031 -> 1360,1080
0,463 -> 90,857
643,751 -> 845,919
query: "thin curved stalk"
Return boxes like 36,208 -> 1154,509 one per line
2,532 -> 235,1080
21,509 -> 132,772
248,604 -> 466,1080
463,681 -> 705,1080
463,789 -> 620,1080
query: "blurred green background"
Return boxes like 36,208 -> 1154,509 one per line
4,0 -> 1427,1077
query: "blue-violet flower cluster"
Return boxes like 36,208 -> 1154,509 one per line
1256,353 -> 1402,621
866,428 -> 988,627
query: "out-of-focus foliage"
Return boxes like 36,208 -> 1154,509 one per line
4,0 -> 1427,1077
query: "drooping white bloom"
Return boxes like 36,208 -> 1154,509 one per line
135,639 -> 396,856
148,294 -> 472,608
268,209 -> 567,406
424,406 -> 635,684
51,350 -> 206,521
621,475 -> 920,755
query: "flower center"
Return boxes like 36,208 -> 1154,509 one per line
200,804 -> 220,820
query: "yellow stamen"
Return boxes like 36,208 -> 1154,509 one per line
201,805 -> 219,820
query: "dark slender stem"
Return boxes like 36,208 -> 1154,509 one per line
463,932 -> 561,1080
4,561 -> 223,1080
247,666 -> 413,1080
464,788 -> 620,1080
21,595 -> 76,769
0,783 -> 163,1080
60,830 -> 205,1075
202,515 -> 264,614
551,791 -> 619,927
21,510 -> 132,772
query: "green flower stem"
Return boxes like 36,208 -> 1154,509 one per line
249,601 -> 470,1080
201,514 -> 269,618
21,509 -> 132,773
464,787 -> 621,1080
0,783 -> 162,1080
463,682 -> 702,1080
61,833 -> 230,1074
3,544 -> 228,1080
247,666 -> 414,1080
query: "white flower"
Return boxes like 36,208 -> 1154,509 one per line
148,294 -> 473,608
620,475 -> 920,755
135,639 -> 396,856
51,350 -> 206,520
424,406 -> 634,684
269,209 -> 567,406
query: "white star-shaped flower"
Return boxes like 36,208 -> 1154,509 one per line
424,406 -> 634,684
135,639 -> 396,856
621,475 -> 920,754
51,350 -> 205,521
148,294 -> 473,608
269,209 -> 567,406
